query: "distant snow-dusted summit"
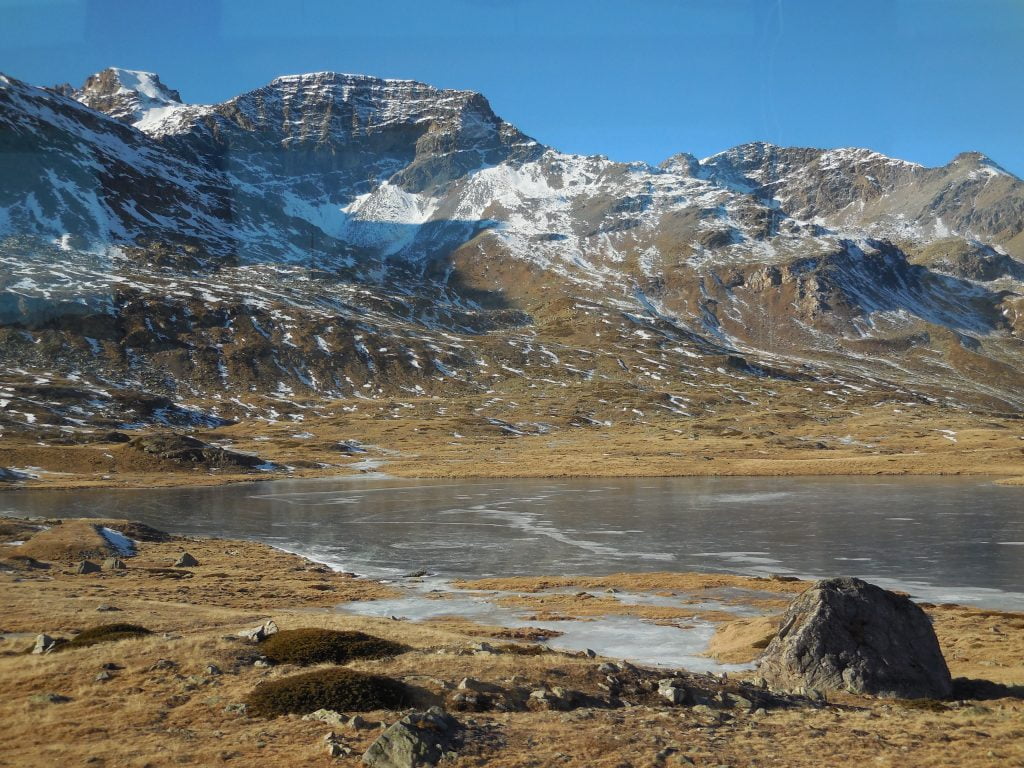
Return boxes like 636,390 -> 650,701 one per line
0,68 -> 1022,429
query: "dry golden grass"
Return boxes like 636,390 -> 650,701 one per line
2,382 -> 1023,490
0,519 -> 1022,767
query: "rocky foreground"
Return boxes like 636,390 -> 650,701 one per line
1,517 -> 1022,767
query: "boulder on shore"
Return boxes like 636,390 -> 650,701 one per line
757,577 -> 953,699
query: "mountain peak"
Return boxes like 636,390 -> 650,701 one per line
950,151 -> 1011,177
75,67 -> 182,126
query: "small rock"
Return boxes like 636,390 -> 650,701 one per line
101,662 -> 123,671
173,552 -> 199,568
32,633 -> 57,655
75,560 -> 101,574
238,620 -> 279,642
304,709 -> 348,728
205,664 -> 222,676
224,702 -> 247,715
584,648 -> 597,659
253,658 -> 271,668
326,742 -> 345,758
94,670 -> 112,682
30,693 -> 70,705
457,677 -> 485,692
96,604 -> 121,612
657,679 -> 686,705
101,557 -> 127,571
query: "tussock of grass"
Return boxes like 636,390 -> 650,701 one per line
60,623 -> 151,650
259,628 -> 408,666
246,668 -> 410,717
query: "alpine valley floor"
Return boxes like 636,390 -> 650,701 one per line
2,381 -> 1023,491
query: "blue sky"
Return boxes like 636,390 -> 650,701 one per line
3,0 -> 1023,175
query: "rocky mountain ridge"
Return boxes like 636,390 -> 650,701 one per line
1,67 -> 1023,437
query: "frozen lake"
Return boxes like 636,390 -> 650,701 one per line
3,474 -> 1022,667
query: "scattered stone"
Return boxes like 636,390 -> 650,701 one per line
304,709 -> 348,728
224,702 -> 247,715
584,648 -> 597,659
468,641 -> 494,653
457,677 -> 485,692
253,658 -> 271,668
657,679 -> 687,705
173,552 -> 199,568
757,577 -> 953,699
205,664 -> 222,676
362,706 -> 460,768
96,604 -> 121,612
325,732 -> 354,757
101,557 -> 127,571
94,670 -> 112,682
527,687 -> 575,711
238,620 -> 279,642
32,633 -> 57,655
75,560 -> 101,574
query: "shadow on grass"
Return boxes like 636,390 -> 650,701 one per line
952,677 -> 1024,701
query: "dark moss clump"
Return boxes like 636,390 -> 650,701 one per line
259,629 -> 409,666
61,623 -> 152,650
246,668 -> 410,717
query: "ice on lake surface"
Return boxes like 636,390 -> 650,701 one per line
4,475 -> 1023,668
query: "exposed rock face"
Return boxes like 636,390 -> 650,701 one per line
362,707 -> 460,768
129,434 -> 266,469
757,577 -> 953,699
74,68 -> 182,126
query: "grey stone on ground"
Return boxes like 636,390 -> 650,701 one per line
304,709 -> 348,728
238,619 -> 278,642
362,707 -> 460,768
96,604 -> 120,612
102,557 -> 127,570
75,560 -> 101,574
173,552 -> 199,568
757,576 -> 953,699
32,633 -> 57,654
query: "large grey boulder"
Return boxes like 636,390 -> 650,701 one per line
362,707 -> 460,768
757,577 -> 953,699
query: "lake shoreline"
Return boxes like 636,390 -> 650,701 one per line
2,516 -> 1023,767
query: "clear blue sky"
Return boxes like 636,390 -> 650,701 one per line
3,0 -> 1023,175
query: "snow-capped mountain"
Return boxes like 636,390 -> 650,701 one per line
1,68 -> 1023,432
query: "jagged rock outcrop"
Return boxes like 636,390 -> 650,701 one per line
757,577 -> 953,699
